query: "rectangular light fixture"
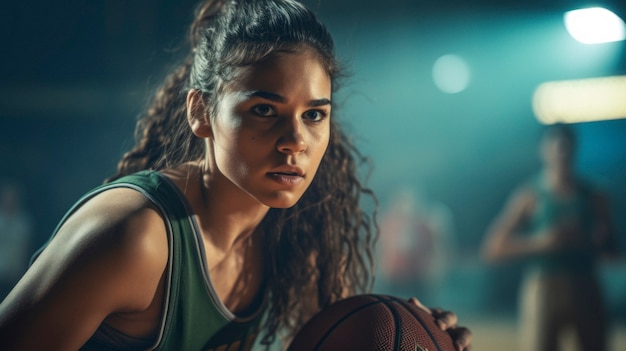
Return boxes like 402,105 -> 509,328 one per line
532,75 -> 626,124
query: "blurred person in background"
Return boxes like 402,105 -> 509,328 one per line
379,186 -> 454,306
0,181 -> 33,300
482,123 -> 619,351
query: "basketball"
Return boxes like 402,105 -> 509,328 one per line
288,294 -> 456,351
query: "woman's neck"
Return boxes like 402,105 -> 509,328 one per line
543,166 -> 576,195
166,162 -> 270,255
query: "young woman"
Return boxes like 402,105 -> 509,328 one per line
0,1 -> 472,350
483,123 -> 618,351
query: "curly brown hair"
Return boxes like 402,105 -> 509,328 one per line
106,0 -> 378,347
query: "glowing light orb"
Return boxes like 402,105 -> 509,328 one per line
432,54 -> 471,94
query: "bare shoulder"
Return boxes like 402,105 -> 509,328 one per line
0,187 -> 168,350
40,187 -> 169,306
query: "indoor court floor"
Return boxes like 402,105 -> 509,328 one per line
466,315 -> 626,351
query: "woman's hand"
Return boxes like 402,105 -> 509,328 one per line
409,297 -> 472,351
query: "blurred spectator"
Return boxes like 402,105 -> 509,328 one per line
379,186 -> 454,305
0,181 -> 33,300
482,123 -> 619,351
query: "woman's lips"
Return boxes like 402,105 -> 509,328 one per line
267,172 -> 304,185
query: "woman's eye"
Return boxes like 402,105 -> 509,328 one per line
303,110 -> 327,122
252,105 -> 277,117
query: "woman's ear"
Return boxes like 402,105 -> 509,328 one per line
186,89 -> 212,138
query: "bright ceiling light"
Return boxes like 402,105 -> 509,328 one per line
564,7 -> 626,44
533,75 -> 626,124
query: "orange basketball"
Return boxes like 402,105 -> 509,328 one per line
288,294 -> 456,351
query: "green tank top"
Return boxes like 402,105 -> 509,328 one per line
525,173 -> 597,274
34,171 -> 264,351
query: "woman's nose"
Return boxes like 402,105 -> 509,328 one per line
276,118 -> 307,154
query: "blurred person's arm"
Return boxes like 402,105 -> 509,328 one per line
482,186 -> 562,262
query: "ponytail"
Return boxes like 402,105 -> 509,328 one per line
105,59 -> 198,182
105,0 -> 229,183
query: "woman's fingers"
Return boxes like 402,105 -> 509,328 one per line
447,326 -> 473,351
408,296 -> 431,314
431,307 -> 458,330
407,297 -> 472,351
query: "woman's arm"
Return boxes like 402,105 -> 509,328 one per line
481,186 -> 547,262
0,188 -> 168,350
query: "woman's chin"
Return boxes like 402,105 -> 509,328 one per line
263,193 -> 304,209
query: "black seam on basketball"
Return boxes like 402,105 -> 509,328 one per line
389,296 -> 444,351
380,299 -> 402,351
312,299 -> 387,351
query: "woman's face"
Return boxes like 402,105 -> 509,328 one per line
209,48 -> 332,208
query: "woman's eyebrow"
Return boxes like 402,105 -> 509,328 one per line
245,90 -> 285,102
244,90 -> 331,107
309,98 -> 331,107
